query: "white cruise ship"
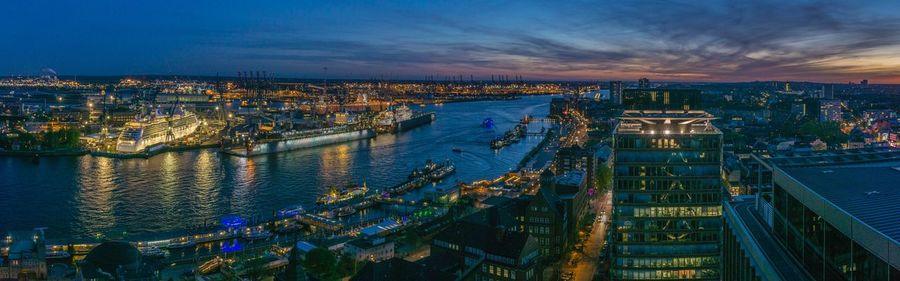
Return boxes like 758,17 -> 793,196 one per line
116,110 -> 200,152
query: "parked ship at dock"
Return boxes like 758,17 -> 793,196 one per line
115,108 -> 200,153
374,105 -> 435,133
224,126 -> 375,157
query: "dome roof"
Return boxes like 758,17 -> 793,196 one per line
84,241 -> 141,272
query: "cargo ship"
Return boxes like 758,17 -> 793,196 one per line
374,105 -> 435,133
115,109 -> 199,153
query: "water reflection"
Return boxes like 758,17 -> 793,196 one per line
1,95 -> 553,240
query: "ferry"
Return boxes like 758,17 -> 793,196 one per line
116,107 -> 199,153
316,182 -> 368,205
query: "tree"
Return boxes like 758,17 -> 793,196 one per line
302,247 -> 336,280
595,164 -> 612,191
798,121 -> 848,145
64,128 -> 81,147
336,254 -> 362,277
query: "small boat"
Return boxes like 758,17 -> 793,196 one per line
166,239 -> 196,249
335,206 -> 357,217
428,161 -> 456,181
31,154 -> 40,164
277,205 -> 305,217
452,147 -> 463,153
242,229 -> 273,241
140,246 -> 168,258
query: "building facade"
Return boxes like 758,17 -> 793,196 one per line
431,221 -> 541,281
818,99 -> 842,122
344,237 -> 395,262
611,109 -> 724,280
621,89 -> 701,112
768,151 -> 900,280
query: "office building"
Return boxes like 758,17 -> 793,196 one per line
610,81 -> 624,105
766,149 -> 900,280
611,96 -> 724,280
722,196 -> 814,281
555,145 -> 596,189
621,89 -> 701,112
723,149 -> 900,281
819,100 -> 842,122
528,171 -> 570,261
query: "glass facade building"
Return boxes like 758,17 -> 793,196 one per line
611,110 -> 723,280
770,159 -> 900,281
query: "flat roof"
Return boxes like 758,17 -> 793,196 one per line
615,110 -> 720,135
555,171 -> 585,187
765,148 -> 900,168
782,162 -> 900,243
725,197 -> 815,281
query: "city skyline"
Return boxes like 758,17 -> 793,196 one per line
4,1 -> 900,83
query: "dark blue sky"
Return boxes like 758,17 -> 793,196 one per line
4,1 -> 900,82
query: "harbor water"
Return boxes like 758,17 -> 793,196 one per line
0,95 -> 553,241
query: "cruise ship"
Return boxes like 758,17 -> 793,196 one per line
374,105 -> 435,133
115,109 -> 200,153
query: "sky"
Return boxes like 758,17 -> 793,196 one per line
3,0 -> 900,83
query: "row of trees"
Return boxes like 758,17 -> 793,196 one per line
302,248 -> 365,281
0,127 -> 81,150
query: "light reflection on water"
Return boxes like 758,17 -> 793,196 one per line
0,95 -> 553,240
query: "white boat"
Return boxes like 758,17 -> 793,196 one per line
116,108 -> 199,152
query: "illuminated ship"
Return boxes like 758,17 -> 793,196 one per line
374,105 -> 435,133
115,107 -> 199,152
316,182 -> 369,205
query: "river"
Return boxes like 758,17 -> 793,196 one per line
0,95 -> 553,241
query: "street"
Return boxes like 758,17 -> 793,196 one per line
566,189 -> 613,281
